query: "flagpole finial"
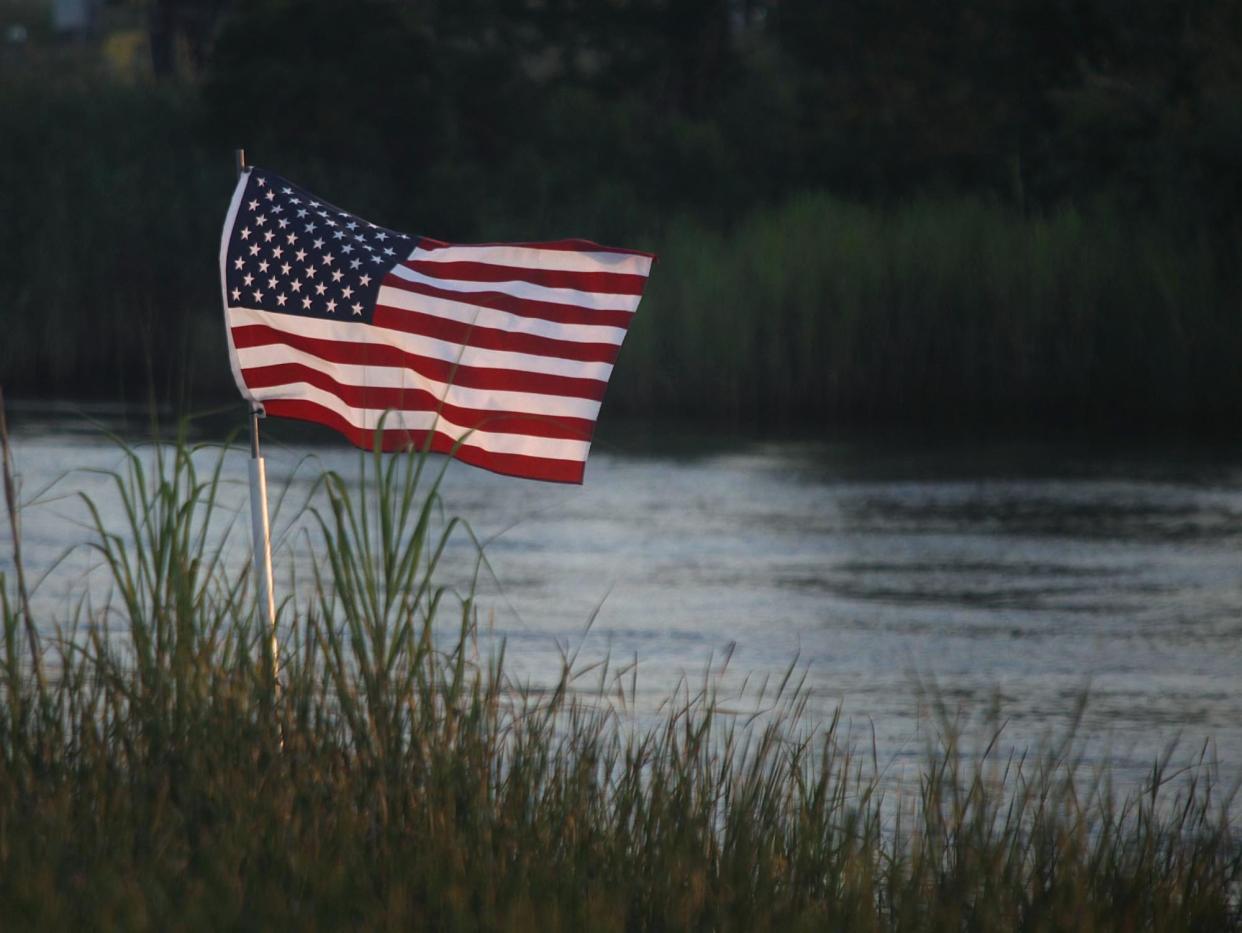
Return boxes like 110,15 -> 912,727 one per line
235,148 -> 248,177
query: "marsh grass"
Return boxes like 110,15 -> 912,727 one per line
617,194 -> 1242,426
0,427 -> 1239,930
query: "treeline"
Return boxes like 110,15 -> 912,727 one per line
177,0 -> 1242,234
10,0 -> 1242,232
199,0 -> 1242,231
2,0 -> 1242,423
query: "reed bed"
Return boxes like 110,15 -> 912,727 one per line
619,194 -> 1242,425
0,422 -> 1238,930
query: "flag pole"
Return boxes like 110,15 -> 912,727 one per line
236,148 -> 279,683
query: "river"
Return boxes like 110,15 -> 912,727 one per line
3,403 -> 1241,798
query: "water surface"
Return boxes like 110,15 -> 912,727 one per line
4,405 -> 1241,795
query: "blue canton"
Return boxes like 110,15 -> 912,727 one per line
224,168 -> 412,325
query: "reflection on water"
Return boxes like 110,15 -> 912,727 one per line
3,404 -> 1242,794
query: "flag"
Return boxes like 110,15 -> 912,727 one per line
219,168 -> 655,484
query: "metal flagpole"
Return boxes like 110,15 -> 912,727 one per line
236,148 -> 279,683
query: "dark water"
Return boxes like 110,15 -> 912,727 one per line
4,406 -> 1242,796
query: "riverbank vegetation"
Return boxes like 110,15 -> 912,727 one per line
3,1 -> 1242,427
1,432 -> 1238,928
4,82 -> 1241,426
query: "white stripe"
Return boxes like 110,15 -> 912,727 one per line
376,285 -> 627,345
235,343 -> 602,419
389,263 -> 642,313
410,244 -> 653,278
219,173 -> 259,408
251,381 -> 591,461
227,307 -> 615,382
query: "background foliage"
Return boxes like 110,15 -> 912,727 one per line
1,0 -> 1241,424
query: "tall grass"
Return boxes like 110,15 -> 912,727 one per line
0,426 -> 1238,929
618,194 -> 1242,426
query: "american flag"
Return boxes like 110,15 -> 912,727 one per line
219,168 -> 654,483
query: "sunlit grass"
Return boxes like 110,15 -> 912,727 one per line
0,429 -> 1238,930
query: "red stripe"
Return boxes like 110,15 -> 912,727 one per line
403,259 -> 648,295
262,398 -> 587,484
371,304 -> 622,364
415,236 -> 655,259
240,361 -> 597,441
381,275 -> 635,329
230,323 -> 610,401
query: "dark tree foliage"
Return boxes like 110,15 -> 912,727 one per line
194,0 -> 1241,233
148,0 -> 231,76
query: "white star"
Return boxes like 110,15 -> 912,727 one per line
240,227 -> 251,240
310,200 -> 320,208
291,280 -> 302,293
312,238 -> 324,249
263,230 -> 275,242
302,296 -> 312,309
333,230 -> 344,240
349,258 -> 361,269
375,231 -> 388,241
341,286 -> 353,299
286,233 -> 298,245
248,199 -> 259,211
372,254 -> 384,263
315,282 -> 327,295
272,204 -> 283,214
249,244 -> 260,256
297,209 -> 308,219
273,246 -> 284,259
352,302 -> 363,315
289,197 -> 301,205
399,233 -> 410,240
281,262 -> 291,275
267,276 -> 277,289
265,190 -> 275,201
256,177 -> 267,187
281,187 -> 292,195
342,244 -> 354,254
322,253 -> 333,265
305,223 -> 317,234
276,293 -> 287,307
326,299 -> 337,312
346,221 -> 358,230
295,249 -> 307,262
258,260 -> 269,273
325,218 -> 336,227
359,274 -> 371,286
233,257 -> 244,270
231,288 -> 241,301
243,273 -> 254,286
253,289 -> 264,301
383,247 -> 394,256
254,214 -> 266,226
305,265 -> 316,279
278,218 -> 289,229
331,269 -> 343,282
364,243 -> 374,252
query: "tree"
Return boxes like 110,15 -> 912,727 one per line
149,0 -> 229,77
